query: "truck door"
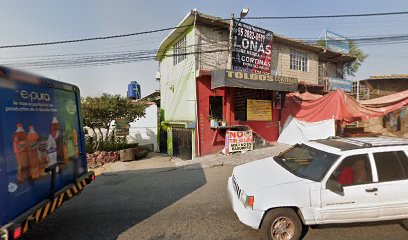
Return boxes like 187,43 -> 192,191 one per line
320,154 -> 380,223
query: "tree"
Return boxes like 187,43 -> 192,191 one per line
82,93 -> 148,151
316,39 -> 368,77
343,40 -> 368,77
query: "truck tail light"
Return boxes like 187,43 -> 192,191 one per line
13,226 -> 22,240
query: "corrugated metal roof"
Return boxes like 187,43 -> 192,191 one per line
363,74 -> 408,81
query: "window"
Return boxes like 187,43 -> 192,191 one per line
290,49 -> 308,72
332,154 -> 372,186
275,144 -> 339,182
209,96 -> 223,120
173,36 -> 186,65
374,151 -> 408,182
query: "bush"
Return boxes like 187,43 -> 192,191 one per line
85,135 -> 138,153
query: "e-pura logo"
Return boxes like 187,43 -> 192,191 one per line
19,90 -> 51,102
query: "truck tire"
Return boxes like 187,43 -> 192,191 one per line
260,208 -> 302,240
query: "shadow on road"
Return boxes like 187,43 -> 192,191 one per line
23,164 -> 206,240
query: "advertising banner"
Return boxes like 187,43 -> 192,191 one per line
247,99 -> 272,121
0,77 -> 85,221
115,118 -> 130,136
225,130 -> 253,155
329,78 -> 352,92
211,69 -> 298,92
232,20 -> 273,74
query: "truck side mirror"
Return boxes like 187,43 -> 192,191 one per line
326,179 -> 344,196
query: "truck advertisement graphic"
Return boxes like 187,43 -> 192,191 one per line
0,66 -> 94,239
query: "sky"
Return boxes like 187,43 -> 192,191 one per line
0,0 -> 407,97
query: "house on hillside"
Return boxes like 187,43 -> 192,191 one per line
156,10 -> 356,159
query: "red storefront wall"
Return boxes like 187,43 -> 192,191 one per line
196,75 -> 280,157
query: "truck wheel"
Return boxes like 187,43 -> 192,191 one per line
261,208 -> 302,240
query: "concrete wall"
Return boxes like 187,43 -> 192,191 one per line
196,24 -> 229,71
271,43 -> 319,84
128,104 -> 158,151
160,26 -> 197,122
363,79 -> 408,99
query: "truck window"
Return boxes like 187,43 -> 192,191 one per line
374,151 -> 408,182
332,154 -> 372,186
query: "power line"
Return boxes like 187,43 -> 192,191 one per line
244,11 -> 408,20
0,24 -> 193,49
1,10 -> 408,49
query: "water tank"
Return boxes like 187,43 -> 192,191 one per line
127,81 -> 141,100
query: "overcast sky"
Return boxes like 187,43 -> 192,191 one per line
1,0 -> 407,97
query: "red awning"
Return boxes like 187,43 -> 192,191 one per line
281,90 -> 408,125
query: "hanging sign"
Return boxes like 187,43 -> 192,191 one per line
232,20 -> 273,74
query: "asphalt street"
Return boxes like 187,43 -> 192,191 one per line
23,159 -> 408,240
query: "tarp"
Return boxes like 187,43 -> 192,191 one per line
278,116 -> 335,145
360,89 -> 408,107
281,90 -> 408,125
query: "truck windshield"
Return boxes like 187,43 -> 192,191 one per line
274,144 -> 339,182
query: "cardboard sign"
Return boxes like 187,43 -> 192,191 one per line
115,118 -> 129,136
225,130 -> 253,155
247,99 -> 272,121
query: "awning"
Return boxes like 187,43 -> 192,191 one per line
211,69 -> 298,91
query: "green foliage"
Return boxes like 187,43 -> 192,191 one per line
82,93 -> 148,152
344,40 -> 368,77
315,39 -> 368,77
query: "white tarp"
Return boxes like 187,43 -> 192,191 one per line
278,116 -> 335,145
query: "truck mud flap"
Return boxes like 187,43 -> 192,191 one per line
3,171 -> 95,240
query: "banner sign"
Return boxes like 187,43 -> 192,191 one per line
225,130 -> 254,155
329,78 -> 352,92
211,69 -> 298,92
115,118 -> 130,136
247,99 -> 272,121
232,20 -> 273,74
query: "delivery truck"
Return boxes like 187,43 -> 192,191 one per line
0,66 -> 95,240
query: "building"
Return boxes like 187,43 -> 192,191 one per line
128,91 -> 160,151
352,74 -> 408,100
352,75 -> 408,137
156,10 -> 356,159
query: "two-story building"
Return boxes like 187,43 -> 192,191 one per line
156,10 -> 356,159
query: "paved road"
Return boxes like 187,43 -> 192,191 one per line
24,159 -> 408,240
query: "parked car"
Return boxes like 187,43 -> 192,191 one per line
228,137 -> 408,240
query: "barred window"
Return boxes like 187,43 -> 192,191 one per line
173,36 -> 187,65
290,49 -> 308,72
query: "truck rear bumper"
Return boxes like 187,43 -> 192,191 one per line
1,171 -> 95,240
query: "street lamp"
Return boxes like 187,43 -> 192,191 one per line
240,8 -> 249,19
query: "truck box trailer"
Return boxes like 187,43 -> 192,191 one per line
0,66 -> 95,239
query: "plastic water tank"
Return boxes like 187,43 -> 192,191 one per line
127,81 -> 141,100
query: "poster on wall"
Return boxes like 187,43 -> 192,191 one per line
232,20 -> 273,74
225,130 -> 254,155
247,99 -> 272,121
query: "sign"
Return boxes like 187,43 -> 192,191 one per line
329,78 -> 352,92
318,30 -> 349,53
211,69 -> 298,92
225,130 -> 254,155
247,99 -> 272,121
115,118 -> 130,136
232,20 -> 273,74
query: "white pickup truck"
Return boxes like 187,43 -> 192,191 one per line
228,137 -> 408,240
